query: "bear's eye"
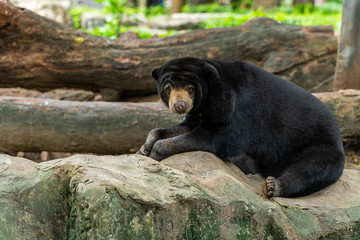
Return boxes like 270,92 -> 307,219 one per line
165,86 -> 171,96
187,87 -> 195,95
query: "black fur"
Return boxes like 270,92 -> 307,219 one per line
139,57 -> 345,198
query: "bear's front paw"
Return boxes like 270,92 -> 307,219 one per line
136,145 -> 150,156
137,129 -> 162,156
262,176 -> 281,198
148,140 -> 171,161
148,147 -> 163,162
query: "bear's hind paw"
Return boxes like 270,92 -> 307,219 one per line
262,176 -> 281,198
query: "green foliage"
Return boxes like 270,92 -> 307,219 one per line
70,6 -> 101,29
76,0 -> 127,39
157,29 -> 181,38
144,5 -> 170,18
70,1 -> 342,39
315,2 -> 342,14
327,0 -> 342,3
293,3 -> 315,14
200,3 -> 342,32
182,3 -> 232,13
94,0 -> 128,14
71,1 -> 170,39
91,16 -> 120,38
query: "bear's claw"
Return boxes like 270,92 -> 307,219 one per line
137,145 -> 150,156
263,176 -> 280,198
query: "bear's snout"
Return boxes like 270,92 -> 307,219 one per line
174,101 -> 187,114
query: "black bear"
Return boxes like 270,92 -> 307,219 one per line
138,57 -> 345,198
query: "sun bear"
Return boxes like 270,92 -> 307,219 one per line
137,57 -> 345,198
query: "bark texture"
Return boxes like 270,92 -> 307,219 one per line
0,90 -> 359,154
0,97 -> 181,154
333,0 -> 360,91
0,1 -> 337,95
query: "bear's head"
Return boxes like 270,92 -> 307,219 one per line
151,58 -> 221,115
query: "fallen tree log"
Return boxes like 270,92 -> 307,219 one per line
0,1 -> 337,96
0,97 -> 182,154
0,87 -> 97,101
0,89 -> 359,154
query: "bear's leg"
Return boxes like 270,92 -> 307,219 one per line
262,147 -> 344,198
228,154 -> 259,174
148,128 -> 214,161
137,125 -> 193,156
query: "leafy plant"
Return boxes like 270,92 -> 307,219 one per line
84,0 -> 126,38
199,2 -> 342,32
71,0 -> 171,39
182,3 -> 232,13
94,0 -> 128,14
70,1 -> 342,39
293,3 -> 315,14
327,0 -> 342,3
70,6 -> 102,29
143,5 -> 170,18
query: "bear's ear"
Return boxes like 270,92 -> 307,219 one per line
151,68 -> 160,81
203,62 -> 221,80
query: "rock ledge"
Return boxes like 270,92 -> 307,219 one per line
0,152 -> 359,239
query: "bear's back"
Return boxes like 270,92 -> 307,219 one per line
213,59 -> 343,157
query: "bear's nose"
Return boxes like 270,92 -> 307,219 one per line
174,101 -> 187,114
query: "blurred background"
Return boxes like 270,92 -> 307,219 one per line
9,0 -> 342,39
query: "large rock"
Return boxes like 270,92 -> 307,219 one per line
315,89 -> 360,142
0,152 -> 359,239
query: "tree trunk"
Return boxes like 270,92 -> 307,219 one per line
293,0 -> 314,5
333,0 -> 360,91
0,90 -> 359,154
171,0 -> 183,13
0,1 -> 337,95
252,0 -> 281,9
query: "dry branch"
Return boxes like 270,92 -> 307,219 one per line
0,1 -> 337,95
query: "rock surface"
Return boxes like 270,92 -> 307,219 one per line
315,89 -> 360,142
0,152 -> 359,239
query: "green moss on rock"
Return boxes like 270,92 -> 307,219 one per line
234,216 -> 251,240
183,203 -> 219,240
